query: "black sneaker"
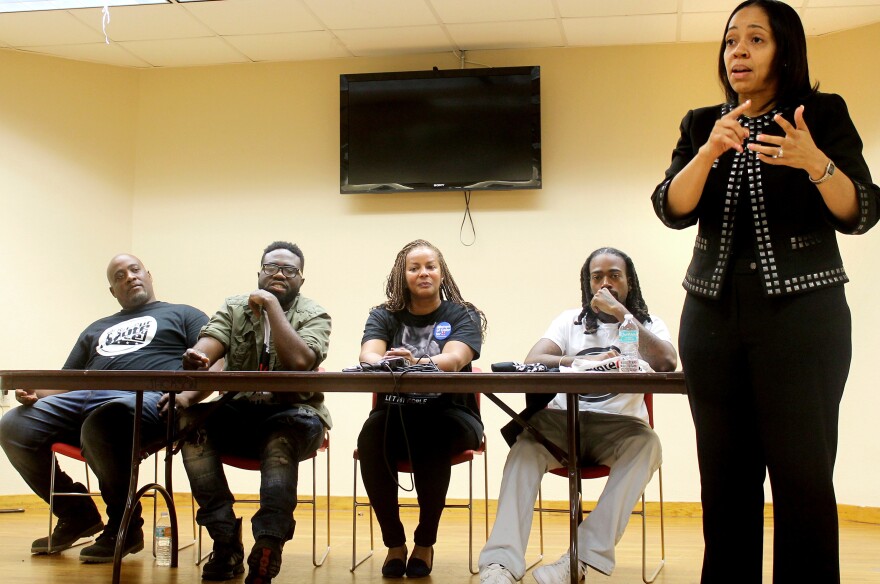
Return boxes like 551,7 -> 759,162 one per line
31,515 -> 105,554
244,537 -> 283,584
202,518 -> 244,581
203,542 -> 245,580
79,528 -> 145,563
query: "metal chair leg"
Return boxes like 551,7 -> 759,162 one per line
309,444 -> 331,567
48,448 -> 101,553
350,455 -> 374,571
527,485 -> 546,571
641,465 -> 665,583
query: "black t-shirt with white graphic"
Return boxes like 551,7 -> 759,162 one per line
362,300 -> 482,417
63,301 -> 208,371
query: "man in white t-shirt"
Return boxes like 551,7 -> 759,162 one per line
479,247 -> 678,584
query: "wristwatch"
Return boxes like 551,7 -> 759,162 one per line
809,159 -> 836,184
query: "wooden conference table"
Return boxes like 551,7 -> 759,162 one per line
0,369 -> 686,584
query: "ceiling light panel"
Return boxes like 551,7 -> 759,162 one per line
0,0 -> 167,13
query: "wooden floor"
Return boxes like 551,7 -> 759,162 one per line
1,504 -> 878,583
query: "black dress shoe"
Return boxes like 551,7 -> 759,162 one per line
381,546 -> 407,578
382,557 -> 406,578
405,546 -> 433,578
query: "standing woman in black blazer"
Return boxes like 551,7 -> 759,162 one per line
652,1 -> 879,582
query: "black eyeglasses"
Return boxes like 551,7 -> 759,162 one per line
261,263 -> 301,278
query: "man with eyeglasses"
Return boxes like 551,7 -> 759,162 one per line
0,253 -> 208,562
170,241 -> 331,584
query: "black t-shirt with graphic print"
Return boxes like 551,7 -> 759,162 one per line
362,300 -> 482,417
63,301 -> 208,371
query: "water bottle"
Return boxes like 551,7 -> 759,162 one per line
618,314 -> 639,373
155,511 -> 172,566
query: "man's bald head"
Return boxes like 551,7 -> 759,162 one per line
106,254 -> 156,309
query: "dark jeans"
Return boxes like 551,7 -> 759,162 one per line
181,399 -> 325,543
357,405 -> 483,548
0,390 -> 165,532
680,269 -> 850,584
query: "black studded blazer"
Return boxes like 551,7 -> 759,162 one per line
652,92 -> 879,298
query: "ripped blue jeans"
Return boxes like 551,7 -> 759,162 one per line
181,399 -> 325,543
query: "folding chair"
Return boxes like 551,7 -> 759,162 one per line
195,432 -> 331,567
351,392 -> 488,575
48,442 -> 196,555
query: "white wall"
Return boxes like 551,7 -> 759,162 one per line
1,22 -> 878,508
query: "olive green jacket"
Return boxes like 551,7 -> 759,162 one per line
199,293 -> 332,428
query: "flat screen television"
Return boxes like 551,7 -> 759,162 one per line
340,66 -> 541,194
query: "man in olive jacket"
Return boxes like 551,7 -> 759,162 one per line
169,241 -> 331,584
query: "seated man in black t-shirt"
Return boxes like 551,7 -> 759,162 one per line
0,253 -> 208,563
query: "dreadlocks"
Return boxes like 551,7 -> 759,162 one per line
382,239 -> 487,339
575,247 -> 652,335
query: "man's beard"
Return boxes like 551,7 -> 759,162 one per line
127,288 -> 150,307
268,286 -> 298,307
596,310 -> 619,323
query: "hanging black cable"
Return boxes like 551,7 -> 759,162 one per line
459,190 -> 476,246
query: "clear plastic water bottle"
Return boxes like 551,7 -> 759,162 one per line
155,511 -> 172,566
618,314 -> 640,373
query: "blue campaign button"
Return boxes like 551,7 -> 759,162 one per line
434,321 -> 452,340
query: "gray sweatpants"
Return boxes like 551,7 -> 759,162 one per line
479,408 -> 661,578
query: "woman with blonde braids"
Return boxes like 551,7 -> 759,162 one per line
356,239 -> 486,578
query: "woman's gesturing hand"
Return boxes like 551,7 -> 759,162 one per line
749,105 -> 827,177
699,100 -> 752,161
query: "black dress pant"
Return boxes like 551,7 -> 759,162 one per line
357,405 -> 482,548
680,266 -> 850,584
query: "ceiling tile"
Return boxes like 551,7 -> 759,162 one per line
682,0 -> 755,12
809,0 -> 880,5
21,42 -> 151,67
302,0 -> 437,30
183,0 -> 323,35
0,0 -> 878,69
0,10 -> 104,46
446,19 -> 563,50
224,30 -> 351,62
683,0 -> 806,12
564,14 -> 678,46
429,0 -> 556,24
0,0 -> 166,11
680,12 -> 728,43
119,36 -> 250,67
70,4 -> 214,41
556,0 -> 676,18
333,25 -> 453,57
801,5 -> 880,35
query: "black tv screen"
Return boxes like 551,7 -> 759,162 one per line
340,66 -> 541,194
